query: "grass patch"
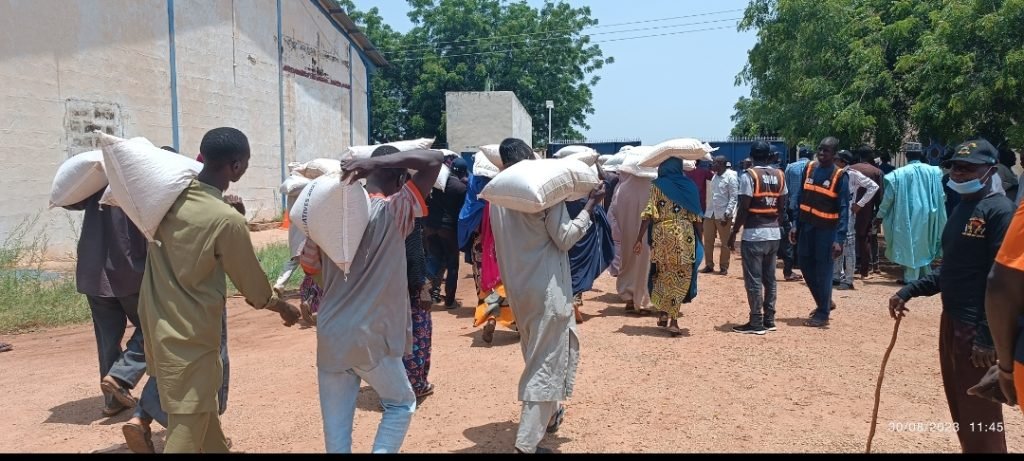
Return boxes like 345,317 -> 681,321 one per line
0,215 -> 89,334
0,214 -> 299,334
227,242 -> 302,295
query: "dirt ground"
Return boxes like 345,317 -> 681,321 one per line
1,230 -> 1022,453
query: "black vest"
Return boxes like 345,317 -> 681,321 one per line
798,162 -> 846,228
744,167 -> 785,229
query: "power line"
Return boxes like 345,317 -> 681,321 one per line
383,8 -> 745,54
387,17 -> 741,61
388,24 -> 738,63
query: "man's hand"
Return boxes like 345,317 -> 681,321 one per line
727,230 -> 738,252
970,345 -> 998,369
831,242 -> 843,259
852,203 -> 862,214
268,299 -> 301,327
968,365 -> 1010,405
789,228 -> 798,245
888,294 -> 909,319
633,241 -> 643,255
224,194 -> 243,206
588,183 -> 607,204
340,158 -> 378,184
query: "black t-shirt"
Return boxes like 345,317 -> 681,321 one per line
898,192 -> 1015,347
425,176 -> 468,230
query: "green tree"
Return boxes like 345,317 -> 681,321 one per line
898,0 -> 1024,147
735,0 -> 1023,150
338,0 -> 611,146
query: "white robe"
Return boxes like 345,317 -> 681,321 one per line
608,172 -> 652,307
490,202 -> 591,402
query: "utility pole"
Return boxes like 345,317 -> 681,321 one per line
546,100 -> 554,151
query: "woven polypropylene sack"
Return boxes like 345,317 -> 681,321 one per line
479,158 -> 600,213
99,133 -> 202,241
289,174 -> 370,273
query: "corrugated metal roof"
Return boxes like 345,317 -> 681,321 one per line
315,0 -> 389,68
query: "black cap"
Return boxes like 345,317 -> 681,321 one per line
750,141 -> 771,157
943,140 -> 998,167
837,150 -> 855,164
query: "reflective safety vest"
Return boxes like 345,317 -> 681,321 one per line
744,167 -> 785,229
798,161 -> 845,228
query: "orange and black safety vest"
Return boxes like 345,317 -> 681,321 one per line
744,167 -> 785,229
798,161 -> 846,228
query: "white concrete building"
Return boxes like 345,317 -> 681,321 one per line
445,91 -> 532,155
0,0 -> 386,254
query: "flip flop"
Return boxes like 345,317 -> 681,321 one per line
122,423 -> 155,454
101,376 -> 138,409
657,313 -> 668,328
785,274 -> 804,282
546,405 -> 566,434
667,325 -> 683,337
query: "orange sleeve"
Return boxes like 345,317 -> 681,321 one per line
407,181 -> 428,218
996,200 -> 1024,271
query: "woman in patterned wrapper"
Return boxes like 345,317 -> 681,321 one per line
633,157 -> 704,337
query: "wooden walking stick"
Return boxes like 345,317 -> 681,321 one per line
866,316 -> 903,453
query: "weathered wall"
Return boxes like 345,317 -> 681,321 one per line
0,0 -> 373,256
510,94 -> 533,147
0,0 -> 173,256
174,0 -> 282,219
446,91 -> 533,155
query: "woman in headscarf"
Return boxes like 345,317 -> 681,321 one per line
633,157 -> 704,337
458,168 -> 516,344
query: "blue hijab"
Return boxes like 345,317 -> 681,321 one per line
652,158 -> 704,217
565,193 -> 616,296
457,172 -> 491,250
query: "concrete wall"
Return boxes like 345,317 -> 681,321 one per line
446,91 -> 533,155
0,0 -> 373,256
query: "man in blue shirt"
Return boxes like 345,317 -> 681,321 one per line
781,147 -> 813,282
789,138 -> 850,327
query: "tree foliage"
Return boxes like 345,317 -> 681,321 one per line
735,0 -> 1023,151
338,0 -> 611,146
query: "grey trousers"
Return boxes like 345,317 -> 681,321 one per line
87,294 -> 147,404
740,240 -> 780,328
134,308 -> 230,427
515,401 -> 560,453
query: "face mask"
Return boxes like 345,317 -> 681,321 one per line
946,167 -> 993,195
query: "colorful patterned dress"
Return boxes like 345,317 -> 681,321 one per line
641,187 -> 702,319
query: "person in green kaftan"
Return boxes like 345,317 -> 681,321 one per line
137,127 -> 300,453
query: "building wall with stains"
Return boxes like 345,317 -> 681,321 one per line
0,0 -> 373,256
446,91 -> 534,155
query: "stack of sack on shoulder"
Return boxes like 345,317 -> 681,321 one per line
479,148 -> 602,214
288,137 -> 434,272
637,138 -> 716,167
49,133 -> 205,242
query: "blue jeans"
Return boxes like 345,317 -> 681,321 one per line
741,239 -> 780,328
797,224 -> 837,321
134,308 -> 230,427
318,356 -> 416,453
87,294 -> 147,403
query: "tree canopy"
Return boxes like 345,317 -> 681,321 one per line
338,0 -> 612,146
733,0 -> 1023,151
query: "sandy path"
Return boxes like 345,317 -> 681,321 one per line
1,233 -> 1021,453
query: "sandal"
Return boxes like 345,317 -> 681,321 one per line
667,325 -> 683,337
784,274 -> 804,282
657,313 -> 668,328
416,383 -> 436,400
482,318 -> 497,344
546,405 -> 566,434
122,423 -> 155,454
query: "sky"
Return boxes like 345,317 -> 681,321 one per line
356,0 -> 757,145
